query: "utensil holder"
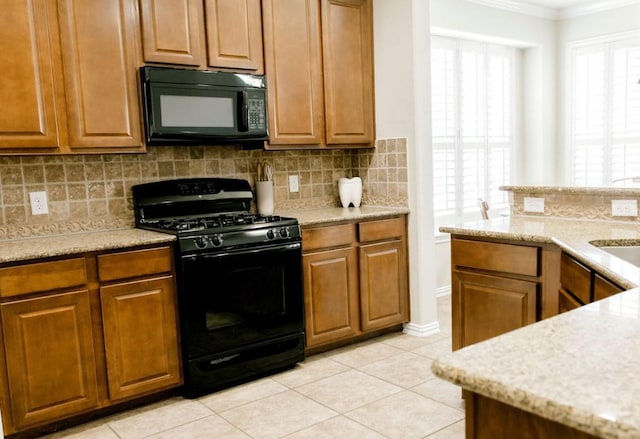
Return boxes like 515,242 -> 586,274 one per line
256,180 -> 274,215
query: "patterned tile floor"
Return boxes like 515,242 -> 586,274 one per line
43,296 -> 463,439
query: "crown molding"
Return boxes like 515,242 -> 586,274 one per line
466,0 -> 558,19
466,0 -> 640,20
560,0 -> 640,18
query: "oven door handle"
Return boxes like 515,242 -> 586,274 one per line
182,242 -> 301,261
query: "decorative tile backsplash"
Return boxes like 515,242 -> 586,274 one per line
0,138 -> 407,238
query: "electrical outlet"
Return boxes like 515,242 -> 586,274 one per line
523,197 -> 544,213
289,175 -> 299,193
29,191 -> 49,215
611,199 -> 638,217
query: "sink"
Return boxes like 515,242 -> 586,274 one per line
597,246 -> 640,267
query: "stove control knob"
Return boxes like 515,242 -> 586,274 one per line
211,234 -> 223,247
194,237 -> 208,249
266,229 -> 276,240
279,227 -> 290,238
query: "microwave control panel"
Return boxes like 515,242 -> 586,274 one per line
247,95 -> 266,130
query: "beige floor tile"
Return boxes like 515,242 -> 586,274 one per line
327,340 -> 405,368
146,414 -> 251,439
284,415 -> 386,438
359,351 -> 436,388
106,397 -> 213,439
379,332 -> 448,351
411,338 -> 453,360
198,377 -> 288,412
425,419 -> 466,438
41,423 -> 120,439
295,369 -> 402,412
272,356 -> 350,388
219,390 -> 336,439
412,377 -> 465,410
346,390 -> 464,439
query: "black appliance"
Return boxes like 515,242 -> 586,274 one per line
132,178 -> 304,397
140,67 -> 268,146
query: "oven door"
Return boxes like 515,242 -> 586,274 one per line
177,242 -> 304,360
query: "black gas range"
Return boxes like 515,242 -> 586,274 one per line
132,178 -> 305,397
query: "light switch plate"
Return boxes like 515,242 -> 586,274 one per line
523,197 -> 544,213
611,199 -> 638,217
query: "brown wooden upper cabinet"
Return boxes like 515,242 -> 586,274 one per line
0,0 -> 144,154
262,0 -> 375,149
139,0 -> 264,73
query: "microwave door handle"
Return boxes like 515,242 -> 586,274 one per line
238,90 -> 249,132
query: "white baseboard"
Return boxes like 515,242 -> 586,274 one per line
436,285 -> 451,297
403,321 -> 441,337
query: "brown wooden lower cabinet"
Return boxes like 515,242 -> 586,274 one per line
466,392 -> 599,439
302,216 -> 409,350
559,252 -> 624,313
450,236 -> 561,351
0,244 -> 182,436
1,290 -> 99,430
454,271 -> 537,348
100,275 -> 181,401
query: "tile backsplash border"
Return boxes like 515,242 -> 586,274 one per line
0,138 -> 407,239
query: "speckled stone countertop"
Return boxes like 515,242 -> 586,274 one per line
278,205 -> 410,226
432,289 -> 640,438
0,206 -> 408,264
440,215 -> 640,289
0,229 -> 176,264
501,185 -> 640,196
436,215 -> 640,438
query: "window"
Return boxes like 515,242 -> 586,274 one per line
431,36 -> 516,225
570,33 -> 640,186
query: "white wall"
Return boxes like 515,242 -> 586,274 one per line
556,3 -> 640,184
374,0 -> 440,335
430,0 -> 558,186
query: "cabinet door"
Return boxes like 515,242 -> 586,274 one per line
100,276 -> 181,401
57,0 -> 143,150
452,271 -> 537,350
303,247 -> 360,347
262,0 -> 325,146
359,241 -> 408,331
321,0 -> 374,145
1,291 -> 99,430
0,0 -> 61,149
205,0 -> 264,73
139,0 -> 205,66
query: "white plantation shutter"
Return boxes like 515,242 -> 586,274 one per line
571,34 -> 640,186
431,36 -> 515,222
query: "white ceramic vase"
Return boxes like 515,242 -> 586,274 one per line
338,177 -> 362,208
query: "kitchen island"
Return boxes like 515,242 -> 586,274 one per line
436,210 -> 640,438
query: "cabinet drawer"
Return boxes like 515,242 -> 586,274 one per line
98,246 -> 173,282
451,239 -> 539,276
358,217 -> 405,243
0,258 -> 88,298
302,224 -> 356,251
560,253 -> 591,304
593,274 -> 623,302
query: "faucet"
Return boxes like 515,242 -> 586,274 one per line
478,198 -> 489,219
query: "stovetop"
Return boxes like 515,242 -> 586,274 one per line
140,213 -> 290,234
132,178 -> 300,253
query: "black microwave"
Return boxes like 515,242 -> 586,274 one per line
140,66 -> 268,146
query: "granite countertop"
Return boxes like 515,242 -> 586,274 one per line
278,205 -> 410,226
0,206 -> 409,264
439,215 -> 640,289
0,229 -> 176,264
436,215 -> 640,438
